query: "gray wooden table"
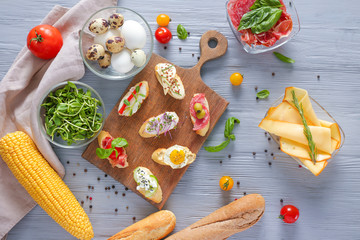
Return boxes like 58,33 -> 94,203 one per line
1,0 -> 360,239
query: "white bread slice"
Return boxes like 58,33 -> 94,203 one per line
151,146 -> 196,168
108,210 -> 176,240
155,64 -> 185,100
134,167 -> 162,204
118,81 -> 149,116
97,130 -> 129,168
166,194 -> 265,240
139,112 -> 179,138
190,94 -> 210,136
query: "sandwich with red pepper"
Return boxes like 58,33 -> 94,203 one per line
118,81 -> 149,116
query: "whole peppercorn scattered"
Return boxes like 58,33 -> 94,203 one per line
122,193 -> 126,197
317,75 -> 320,80
271,153 -> 274,156
125,187 -> 129,191
280,199 -> 284,203
192,53 -> 194,57
115,208 -> 118,212
84,169 -> 88,173
197,56 -> 200,61
264,149 -> 268,153
126,206 -> 129,210
97,177 -> 100,181
228,154 -> 231,158
133,217 -> 136,222
278,147 -> 281,150
86,196 -> 89,199
256,97 -> 259,100
187,32 -> 190,36
66,161 -> 69,164
265,132 -> 267,135
89,205 -> 93,209
268,137 -> 271,141
243,192 -> 247,195
179,47 -> 182,51
115,191 -> 118,195
112,185 -> 115,189
268,162 -> 272,166
81,200 -> 84,205
272,72 -> 275,76
255,86 -> 258,91
73,173 -> 76,176
105,174 -> 108,177
252,152 -> 256,156
237,181 -> 240,186
104,187 -> 107,190
220,160 -> 222,164
164,46 -> 167,50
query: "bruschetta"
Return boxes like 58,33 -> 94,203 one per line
139,112 -> 179,138
155,63 -> 185,100
118,81 -> 149,116
97,131 -> 129,168
152,145 -> 196,169
189,93 -> 210,136
133,166 -> 162,203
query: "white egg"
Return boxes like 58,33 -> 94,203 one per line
111,50 -> 134,74
164,145 -> 195,169
131,49 -> 147,67
94,29 -> 121,50
121,20 -> 147,50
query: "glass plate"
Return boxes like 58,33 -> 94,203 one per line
264,95 -> 345,170
226,0 -> 300,54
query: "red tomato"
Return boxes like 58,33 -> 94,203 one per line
279,205 -> 299,224
155,27 -> 172,44
27,24 -> 63,59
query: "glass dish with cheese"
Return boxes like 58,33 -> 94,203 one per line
259,87 -> 344,176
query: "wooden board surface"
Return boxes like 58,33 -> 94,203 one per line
82,30 -> 229,209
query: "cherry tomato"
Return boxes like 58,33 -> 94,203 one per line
279,205 -> 299,224
156,14 -> 171,27
27,24 -> 63,59
230,72 -> 243,86
219,176 -> 234,191
155,27 -> 172,44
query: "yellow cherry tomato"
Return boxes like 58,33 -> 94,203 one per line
219,176 -> 234,191
156,14 -> 171,27
230,72 -> 243,86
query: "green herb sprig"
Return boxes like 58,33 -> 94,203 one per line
205,117 -> 240,152
41,81 -> 103,145
274,52 -> 295,63
177,24 -> 188,40
291,90 -> 317,164
96,137 -> 128,159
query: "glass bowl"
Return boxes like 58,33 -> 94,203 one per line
265,95 -> 345,170
79,7 -> 153,80
226,0 -> 300,54
38,81 -> 105,148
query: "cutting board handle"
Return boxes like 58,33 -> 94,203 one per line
192,30 -> 228,73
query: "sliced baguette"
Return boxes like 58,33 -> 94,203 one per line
108,210 -> 176,240
166,194 -> 265,240
97,131 -> 128,168
190,94 -> 210,136
151,146 -> 196,168
118,81 -> 149,116
139,112 -> 179,138
134,167 -> 162,204
155,64 -> 185,100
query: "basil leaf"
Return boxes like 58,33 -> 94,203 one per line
229,134 -> 236,141
124,99 -> 130,106
257,90 -> 270,99
96,148 -> 113,159
204,139 -> 231,152
250,0 -> 282,10
251,8 -> 282,34
273,52 -> 295,63
177,24 -> 188,40
238,6 -> 273,31
224,117 -> 240,138
135,85 -> 140,93
111,137 -> 128,148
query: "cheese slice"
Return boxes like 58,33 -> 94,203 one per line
280,137 -> 331,162
320,120 -> 341,149
299,158 -> 328,176
259,119 -> 332,154
266,101 -> 302,124
283,87 -> 320,126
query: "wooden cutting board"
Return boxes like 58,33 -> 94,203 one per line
82,30 -> 229,209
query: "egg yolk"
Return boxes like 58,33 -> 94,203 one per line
170,149 -> 185,165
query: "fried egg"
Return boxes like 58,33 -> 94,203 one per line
164,145 -> 196,169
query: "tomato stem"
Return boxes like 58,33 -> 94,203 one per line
278,214 -> 284,220
29,30 -> 44,46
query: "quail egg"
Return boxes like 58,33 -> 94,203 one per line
106,36 -> 125,53
88,18 -> 109,34
121,20 -> 147,50
130,50 -> 146,67
164,145 -> 196,169
111,50 -> 134,74
86,44 -> 105,61
108,13 -> 124,29
98,51 -> 111,68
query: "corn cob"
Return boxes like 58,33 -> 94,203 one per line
0,131 -> 94,240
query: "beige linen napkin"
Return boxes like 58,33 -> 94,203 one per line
0,0 -> 116,238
